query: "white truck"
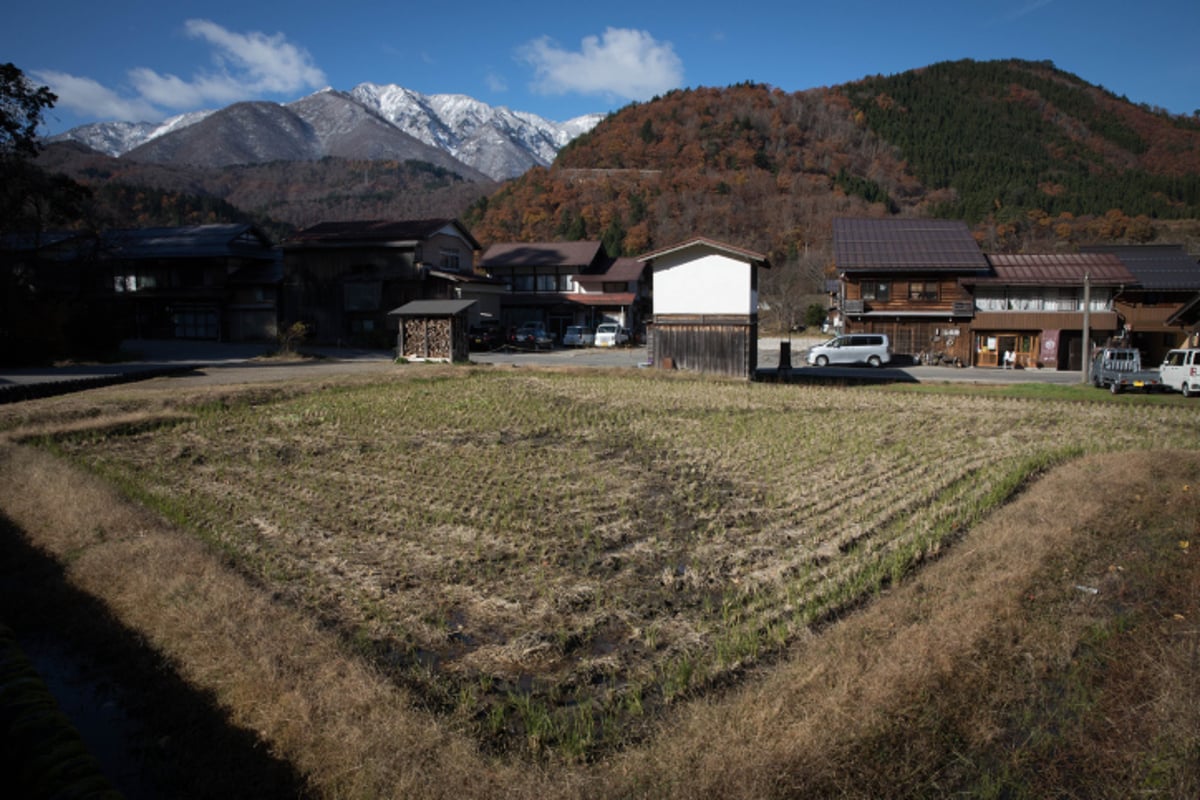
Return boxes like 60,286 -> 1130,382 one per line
1159,349 -> 1200,397
1090,347 -> 1162,394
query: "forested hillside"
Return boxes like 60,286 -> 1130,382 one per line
464,60 -> 1200,263
844,59 -> 1200,223
34,142 -> 496,237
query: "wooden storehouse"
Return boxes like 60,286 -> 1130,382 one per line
639,237 -> 770,379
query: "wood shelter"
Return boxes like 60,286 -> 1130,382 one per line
389,299 -> 475,362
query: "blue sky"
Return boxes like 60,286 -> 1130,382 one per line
6,0 -> 1198,135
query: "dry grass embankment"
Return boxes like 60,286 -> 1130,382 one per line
0,368 -> 1197,797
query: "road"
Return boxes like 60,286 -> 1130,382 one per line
0,337 -> 1087,399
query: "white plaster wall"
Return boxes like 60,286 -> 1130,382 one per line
653,252 -> 753,315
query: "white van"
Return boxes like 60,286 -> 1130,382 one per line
805,333 -> 892,367
1159,349 -> 1200,397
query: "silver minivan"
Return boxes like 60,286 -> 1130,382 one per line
805,333 -> 892,367
1160,348 -> 1200,397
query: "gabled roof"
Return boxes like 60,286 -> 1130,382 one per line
102,224 -> 275,260
285,219 -> 480,250
1082,244 -> 1200,291
833,218 -> 989,272
638,237 -> 770,268
479,241 -> 604,269
973,253 -> 1135,286
387,299 -> 476,316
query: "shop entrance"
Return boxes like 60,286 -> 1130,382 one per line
976,333 -> 1038,368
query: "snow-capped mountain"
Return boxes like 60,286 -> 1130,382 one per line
47,85 -> 603,181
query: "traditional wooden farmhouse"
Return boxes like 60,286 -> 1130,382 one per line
478,241 -> 648,340
1083,244 -> 1200,359
832,218 -> 989,363
639,237 -> 770,379
102,224 -> 281,341
389,299 -> 475,362
833,218 -> 1200,368
961,253 -> 1134,369
281,219 -> 488,347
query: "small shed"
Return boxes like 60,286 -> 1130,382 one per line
639,237 -> 771,379
388,299 -> 476,362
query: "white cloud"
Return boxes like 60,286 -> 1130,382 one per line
485,71 -> 509,93
36,20 -> 327,123
32,70 -> 162,122
519,28 -> 683,101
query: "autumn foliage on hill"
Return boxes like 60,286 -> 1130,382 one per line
464,61 -> 1200,263
465,83 -> 920,265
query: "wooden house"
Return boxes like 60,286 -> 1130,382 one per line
833,218 -> 989,364
639,237 -> 770,379
282,219 -> 483,347
1083,244 -> 1200,361
833,218 -> 1200,368
478,241 -> 648,340
963,253 -> 1133,369
102,224 -> 281,342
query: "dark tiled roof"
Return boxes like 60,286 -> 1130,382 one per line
480,241 -> 604,269
102,224 -> 274,260
833,218 -> 988,272
977,253 -> 1135,286
1082,244 -> 1200,290
638,237 -> 770,267
574,257 -> 645,284
286,219 -> 479,249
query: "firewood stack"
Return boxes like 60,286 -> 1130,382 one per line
402,318 -> 453,359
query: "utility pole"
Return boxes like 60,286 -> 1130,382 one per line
1081,272 -> 1091,384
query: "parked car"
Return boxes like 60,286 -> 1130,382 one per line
468,323 -> 505,351
594,323 -> 629,348
562,325 -> 594,347
1160,348 -> 1200,397
805,334 -> 892,367
511,321 -> 554,350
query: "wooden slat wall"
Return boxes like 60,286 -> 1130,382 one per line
653,315 -> 757,378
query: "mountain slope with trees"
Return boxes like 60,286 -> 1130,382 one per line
464,60 -> 1200,263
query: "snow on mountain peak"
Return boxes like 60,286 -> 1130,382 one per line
46,83 -> 601,181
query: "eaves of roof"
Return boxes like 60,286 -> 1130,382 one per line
637,237 -> 770,268
387,299 -> 476,316
563,292 -> 637,306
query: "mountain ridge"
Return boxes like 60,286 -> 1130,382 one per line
48,83 -> 605,182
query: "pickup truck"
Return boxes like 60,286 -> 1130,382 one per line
1160,348 -> 1200,397
1090,347 -> 1162,394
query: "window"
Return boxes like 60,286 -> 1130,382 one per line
439,249 -> 461,271
537,274 -> 559,292
861,281 -> 891,302
512,274 -> 535,292
908,281 -> 939,302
